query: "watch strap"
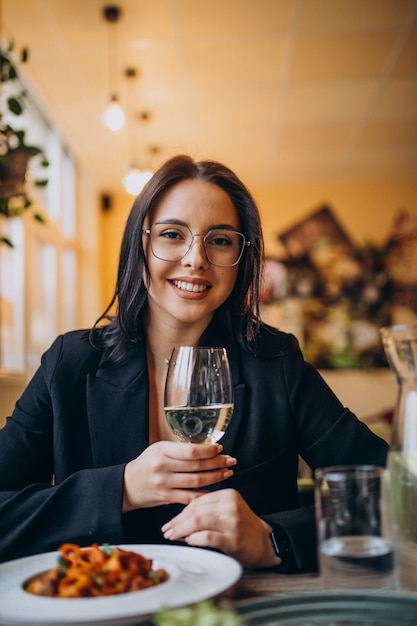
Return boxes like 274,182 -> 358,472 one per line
270,525 -> 290,566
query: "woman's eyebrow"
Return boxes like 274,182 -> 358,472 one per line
209,224 -> 240,231
153,218 -> 186,226
153,219 -> 239,231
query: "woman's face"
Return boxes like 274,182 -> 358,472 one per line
143,179 -> 240,330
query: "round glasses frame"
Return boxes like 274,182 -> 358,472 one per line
142,224 -> 251,267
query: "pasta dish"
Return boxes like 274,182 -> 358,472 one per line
25,543 -> 169,598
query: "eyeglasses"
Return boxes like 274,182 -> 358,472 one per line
142,223 -> 250,267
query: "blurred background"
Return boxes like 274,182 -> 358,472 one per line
1,0 -> 417,429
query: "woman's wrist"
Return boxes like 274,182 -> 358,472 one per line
122,461 -> 135,513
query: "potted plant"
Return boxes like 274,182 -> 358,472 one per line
0,39 -> 49,247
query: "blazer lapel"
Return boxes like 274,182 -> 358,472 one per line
210,346 -> 244,453
87,345 -> 150,467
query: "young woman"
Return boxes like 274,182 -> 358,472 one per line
0,155 -> 388,571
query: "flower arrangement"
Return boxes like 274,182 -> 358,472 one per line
262,208 -> 417,370
299,242 -> 393,369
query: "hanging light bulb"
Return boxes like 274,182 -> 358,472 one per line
102,94 -> 125,131
102,6 -> 124,131
122,166 -> 153,195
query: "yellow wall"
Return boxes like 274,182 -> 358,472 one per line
251,177 -> 417,258
101,192 -> 135,310
100,176 -> 417,308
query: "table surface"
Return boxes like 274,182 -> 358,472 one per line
226,569 -> 321,602
227,562 -> 417,603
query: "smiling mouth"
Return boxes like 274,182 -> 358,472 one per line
171,280 -> 210,293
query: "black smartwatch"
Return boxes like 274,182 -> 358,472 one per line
270,525 -> 290,567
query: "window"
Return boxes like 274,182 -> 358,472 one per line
0,219 -> 25,371
0,79 -> 78,377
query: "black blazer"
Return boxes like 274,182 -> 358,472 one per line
0,321 -> 388,569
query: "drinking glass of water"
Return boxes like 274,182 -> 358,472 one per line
164,346 -> 234,444
315,465 -> 398,591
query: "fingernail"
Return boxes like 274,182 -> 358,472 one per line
226,456 -> 237,466
216,444 -> 223,453
224,469 -> 234,478
161,523 -> 170,533
163,528 -> 173,539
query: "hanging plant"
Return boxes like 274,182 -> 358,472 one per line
0,39 -> 49,247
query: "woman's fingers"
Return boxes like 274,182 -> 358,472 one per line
165,454 -> 237,474
123,441 -> 236,511
162,490 -> 236,539
161,489 -> 280,569
149,441 -> 236,481
164,442 -> 224,460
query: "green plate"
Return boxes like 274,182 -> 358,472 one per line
236,591 -> 417,625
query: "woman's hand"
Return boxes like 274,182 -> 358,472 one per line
161,489 -> 281,569
123,442 -> 236,512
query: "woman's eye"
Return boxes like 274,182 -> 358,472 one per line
160,230 -> 183,240
209,235 -> 232,247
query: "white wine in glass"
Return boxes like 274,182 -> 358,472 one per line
164,346 -> 234,444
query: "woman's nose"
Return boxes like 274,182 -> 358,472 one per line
181,234 -> 209,269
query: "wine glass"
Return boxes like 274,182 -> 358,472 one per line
164,346 -> 234,444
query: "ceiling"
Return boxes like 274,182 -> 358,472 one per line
3,0 -> 417,195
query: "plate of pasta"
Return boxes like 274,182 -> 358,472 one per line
0,543 -> 242,626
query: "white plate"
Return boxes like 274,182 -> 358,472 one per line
0,544 -> 242,626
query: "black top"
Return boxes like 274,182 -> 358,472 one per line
0,319 -> 388,570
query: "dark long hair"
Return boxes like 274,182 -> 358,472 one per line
92,154 -> 264,363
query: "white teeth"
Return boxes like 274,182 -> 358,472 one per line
173,280 -> 207,292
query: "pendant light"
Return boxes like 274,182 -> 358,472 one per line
122,71 -> 155,195
101,5 -> 124,132
122,167 -> 153,195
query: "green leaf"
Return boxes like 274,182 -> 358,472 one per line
25,146 -> 41,157
7,97 -> 23,116
0,197 -> 9,215
20,47 -> 29,63
9,207 -> 23,217
57,555 -> 67,575
33,213 -> 46,223
34,179 -> 48,187
99,544 -> 114,556
8,64 -> 17,80
1,236 -> 14,248
13,129 -> 25,144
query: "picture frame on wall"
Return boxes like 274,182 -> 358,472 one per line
278,205 -> 354,259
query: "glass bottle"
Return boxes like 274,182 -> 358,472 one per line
380,323 -> 417,591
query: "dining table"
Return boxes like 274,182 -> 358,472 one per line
226,567 -> 321,601
228,554 -> 417,599
217,565 -> 417,626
